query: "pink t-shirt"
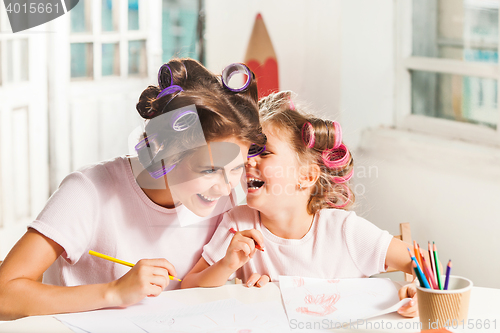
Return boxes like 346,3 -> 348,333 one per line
29,156 -> 229,289
202,205 -> 393,282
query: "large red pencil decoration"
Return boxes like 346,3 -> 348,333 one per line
244,13 -> 279,99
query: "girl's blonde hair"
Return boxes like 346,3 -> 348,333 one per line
259,91 -> 354,214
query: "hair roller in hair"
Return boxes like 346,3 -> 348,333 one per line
322,144 -> 350,169
158,64 -> 173,89
248,133 -> 267,158
326,183 -> 352,209
221,63 -> 254,93
301,122 -> 315,148
157,85 -> 183,99
332,167 -> 354,184
332,121 -> 342,149
170,108 -> 198,131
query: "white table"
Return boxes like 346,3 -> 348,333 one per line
0,283 -> 498,332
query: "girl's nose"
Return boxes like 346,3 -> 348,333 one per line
247,157 -> 257,167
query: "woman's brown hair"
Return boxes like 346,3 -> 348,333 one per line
135,58 -> 265,174
258,91 -> 354,214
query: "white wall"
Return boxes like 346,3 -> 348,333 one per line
205,0 -> 342,121
206,0 -> 500,288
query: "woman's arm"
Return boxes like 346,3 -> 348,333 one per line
0,229 -> 175,320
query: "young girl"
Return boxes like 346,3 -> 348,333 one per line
0,59 -> 266,320
182,91 -> 418,318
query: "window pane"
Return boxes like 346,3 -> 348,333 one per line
6,40 -> 13,82
412,70 -> 497,129
102,0 -> 117,32
162,0 -> 199,62
128,0 -> 139,30
128,40 -> 146,76
0,42 -> 2,86
102,43 -> 119,76
413,0 -> 498,63
20,39 -> 29,81
71,43 -> 93,78
71,0 -> 91,33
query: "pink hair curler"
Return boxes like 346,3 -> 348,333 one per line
301,122 -> 315,148
332,121 -> 342,149
332,167 -> 354,184
322,144 -> 350,169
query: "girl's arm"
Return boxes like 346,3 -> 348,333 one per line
182,229 -> 265,288
0,229 -> 176,320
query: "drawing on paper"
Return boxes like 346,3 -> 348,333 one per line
296,293 -> 340,316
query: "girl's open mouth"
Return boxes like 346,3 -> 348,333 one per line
247,177 -> 265,190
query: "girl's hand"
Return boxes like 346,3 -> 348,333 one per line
397,282 -> 418,318
245,273 -> 270,288
107,258 -> 177,307
221,229 -> 264,271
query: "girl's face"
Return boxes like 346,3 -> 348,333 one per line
167,137 -> 249,217
245,126 -> 303,212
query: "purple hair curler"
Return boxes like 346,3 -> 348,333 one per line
221,63 -> 253,93
135,133 -> 158,151
301,122 -> 315,148
171,109 -> 199,132
322,144 -> 351,169
157,85 -> 183,99
248,144 -> 266,158
149,162 -> 176,179
326,183 -> 352,209
158,64 -> 173,89
332,167 -> 354,184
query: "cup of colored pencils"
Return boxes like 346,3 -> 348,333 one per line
409,241 -> 473,330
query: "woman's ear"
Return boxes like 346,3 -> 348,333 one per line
298,163 -> 321,189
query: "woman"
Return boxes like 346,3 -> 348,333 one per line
0,59 -> 265,320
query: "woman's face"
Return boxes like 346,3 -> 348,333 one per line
167,137 -> 250,217
245,126 -> 303,213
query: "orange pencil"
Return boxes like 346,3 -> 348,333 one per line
413,241 -> 423,268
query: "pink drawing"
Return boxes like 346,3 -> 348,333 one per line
296,293 -> 340,316
293,277 -> 305,287
327,279 -> 340,284
238,330 -> 252,333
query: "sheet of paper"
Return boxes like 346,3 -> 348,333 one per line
129,298 -> 291,333
55,296 -> 187,333
279,276 -> 411,331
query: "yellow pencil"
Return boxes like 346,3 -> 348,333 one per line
88,250 -> 181,281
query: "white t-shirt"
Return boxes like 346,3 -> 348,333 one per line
202,206 -> 393,282
29,156 -> 229,289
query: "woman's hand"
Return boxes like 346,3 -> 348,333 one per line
221,229 -> 264,271
107,258 -> 177,307
397,282 -> 418,318
245,273 -> 270,288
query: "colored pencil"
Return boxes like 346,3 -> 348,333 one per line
433,242 -> 443,290
229,228 -> 264,251
244,13 -> 279,98
412,260 -> 431,289
421,256 -> 437,289
407,248 -> 431,289
88,250 -> 181,281
444,260 -> 452,290
429,241 -> 438,285
414,241 -> 423,268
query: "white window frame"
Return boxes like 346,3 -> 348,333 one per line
395,0 -> 500,147
69,0 -> 149,81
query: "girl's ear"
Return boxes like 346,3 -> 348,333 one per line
298,163 -> 321,189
